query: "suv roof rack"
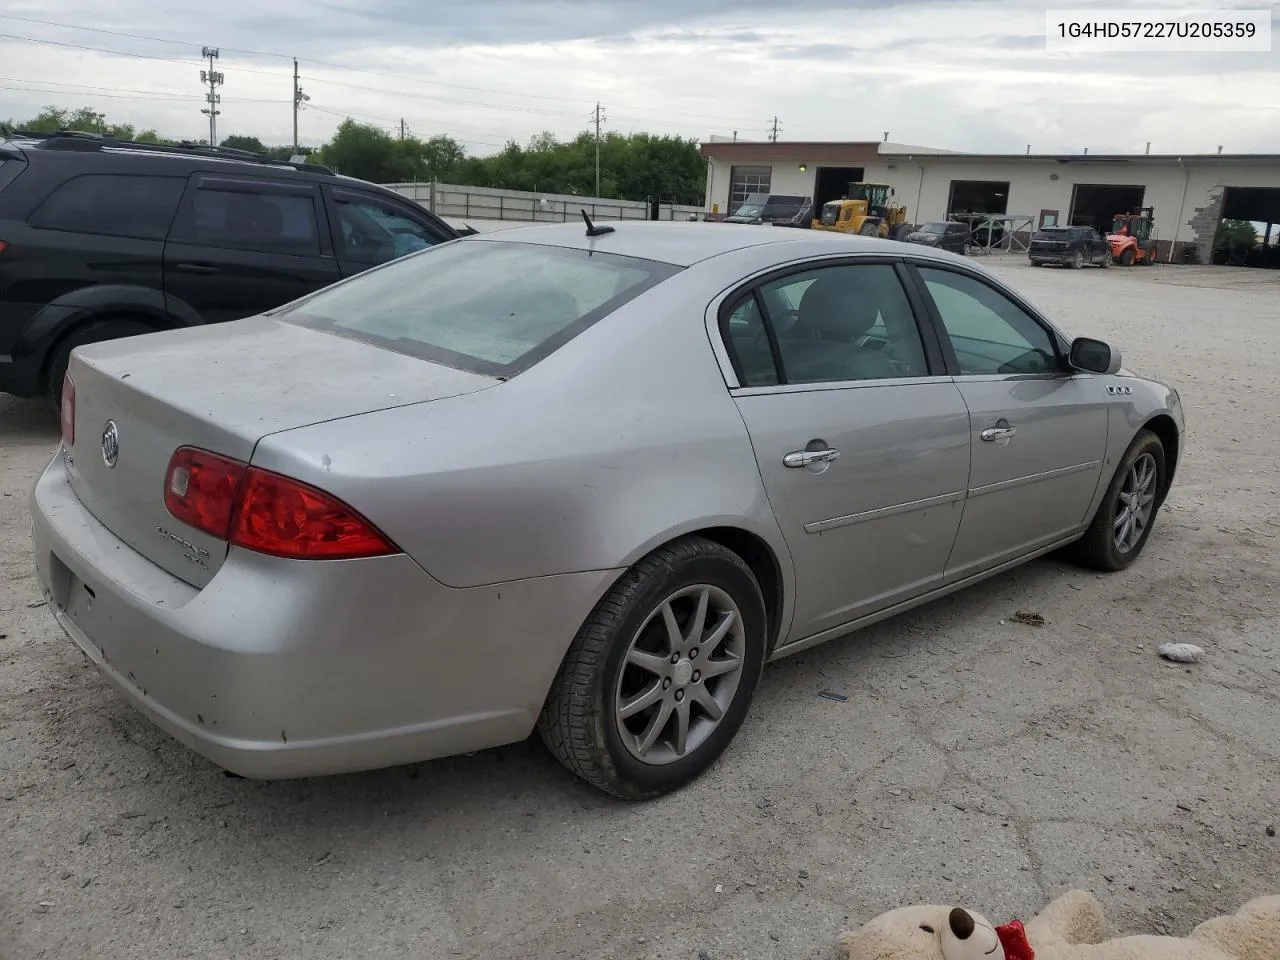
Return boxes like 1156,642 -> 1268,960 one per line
15,129 -> 335,175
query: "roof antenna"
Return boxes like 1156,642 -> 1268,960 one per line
581,209 -> 615,237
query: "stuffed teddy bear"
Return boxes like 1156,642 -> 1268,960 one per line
838,889 -> 1280,960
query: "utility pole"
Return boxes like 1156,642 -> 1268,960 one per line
200,46 -> 223,146
399,118 -> 406,141
291,60 -> 309,155
593,102 -> 606,197
768,116 -> 780,142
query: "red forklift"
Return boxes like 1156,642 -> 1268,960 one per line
1107,206 -> 1158,265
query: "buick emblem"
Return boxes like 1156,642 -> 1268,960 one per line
100,420 -> 120,469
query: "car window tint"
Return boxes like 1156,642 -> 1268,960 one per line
173,187 -> 321,257
918,267 -> 1058,376
334,196 -> 442,264
29,174 -> 184,241
759,264 -> 928,384
279,240 -> 680,377
723,294 -> 779,387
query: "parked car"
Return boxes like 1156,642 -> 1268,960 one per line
722,193 -> 810,225
32,221 -> 1184,799
0,130 -> 461,409
1028,225 -> 1113,268
903,220 -> 969,253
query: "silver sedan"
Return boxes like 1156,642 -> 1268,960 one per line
31,220 -> 1184,799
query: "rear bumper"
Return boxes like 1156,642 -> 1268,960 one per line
31,451 -> 617,778
1028,251 -> 1076,264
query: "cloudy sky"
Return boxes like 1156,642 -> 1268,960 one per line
1,0 -> 1277,156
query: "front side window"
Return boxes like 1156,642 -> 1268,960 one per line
918,267 -> 1059,376
279,240 -> 680,377
730,264 -> 929,385
333,195 -> 443,264
29,174 -> 184,241
171,185 -> 321,257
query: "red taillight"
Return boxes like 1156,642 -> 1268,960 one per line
0,240 -> 8,255
60,375 -> 75,446
162,446 -> 396,561
164,447 -> 245,539
231,468 -> 397,560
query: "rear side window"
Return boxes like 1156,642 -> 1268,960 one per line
28,174 -> 184,241
279,240 -> 680,377
169,185 -> 321,257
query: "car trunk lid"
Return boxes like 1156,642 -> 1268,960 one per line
63,316 -> 496,588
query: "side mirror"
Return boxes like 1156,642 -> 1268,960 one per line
1070,336 -> 1122,375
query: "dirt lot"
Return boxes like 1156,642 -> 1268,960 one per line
1,259 -> 1278,960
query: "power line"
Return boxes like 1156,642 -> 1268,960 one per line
0,78 -> 285,104
0,11 -> 766,123
0,32 -> 287,80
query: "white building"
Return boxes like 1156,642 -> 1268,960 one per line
699,138 -> 1280,265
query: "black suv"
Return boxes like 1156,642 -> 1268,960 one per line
0,131 -> 461,408
1028,225 -> 1112,269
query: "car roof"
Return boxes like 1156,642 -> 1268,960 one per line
466,221 -> 917,267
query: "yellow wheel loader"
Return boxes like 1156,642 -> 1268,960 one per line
810,182 -> 913,240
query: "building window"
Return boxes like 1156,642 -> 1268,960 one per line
729,165 -> 772,210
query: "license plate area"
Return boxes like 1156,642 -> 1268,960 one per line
49,552 -> 98,627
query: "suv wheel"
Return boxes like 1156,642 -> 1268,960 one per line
45,319 -> 158,412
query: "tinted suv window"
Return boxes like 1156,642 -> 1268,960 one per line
332,194 -> 442,264
29,174 -> 184,241
280,240 -> 680,377
170,185 -> 321,257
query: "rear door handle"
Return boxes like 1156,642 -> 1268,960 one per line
172,263 -> 222,275
783,447 -> 840,468
980,424 -> 1017,442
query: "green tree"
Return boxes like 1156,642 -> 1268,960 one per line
1215,218 -> 1258,252
219,134 -> 267,154
314,119 -> 421,181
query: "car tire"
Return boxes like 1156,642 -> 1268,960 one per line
1068,430 -> 1167,573
45,318 -> 158,412
538,535 -> 768,800
1071,251 -> 1084,269
1101,251 -> 1113,268
1120,248 -> 1135,266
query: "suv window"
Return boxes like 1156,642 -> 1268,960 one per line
28,174 -> 185,241
918,267 -> 1059,376
279,240 -> 680,377
331,194 -> 442,264
733,264 -> 929,385
170,184 -> 322,257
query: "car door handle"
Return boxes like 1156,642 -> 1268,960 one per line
172,263 -> 222,275
980,425 -> 1017,442
783,447 -> 840,468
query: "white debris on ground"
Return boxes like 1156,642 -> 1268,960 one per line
1159,642 -> 1205,663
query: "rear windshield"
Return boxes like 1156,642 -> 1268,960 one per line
278,239 -> 681,378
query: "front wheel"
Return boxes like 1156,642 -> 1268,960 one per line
1068,430 -> 1167,572
1120,248 -> 1136,266
538,536 -> 768,799
1071,250 -> 1084,269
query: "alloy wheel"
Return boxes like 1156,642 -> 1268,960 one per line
1114,452 -> 1158,553
614,584 -> 746,765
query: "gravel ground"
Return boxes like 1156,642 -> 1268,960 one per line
2,259 -> 1278,960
